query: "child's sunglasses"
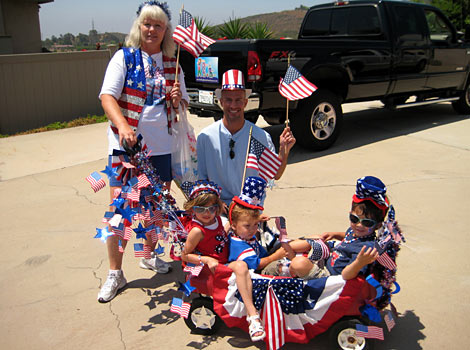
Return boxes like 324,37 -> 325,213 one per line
349,213 -> 377,228
193,205 -> 219,214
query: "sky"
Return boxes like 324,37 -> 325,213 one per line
39,0 -> 326,39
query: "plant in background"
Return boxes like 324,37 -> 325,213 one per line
247,22 -> 274,39
218,17 -> 250,39
194,16 -> 217,38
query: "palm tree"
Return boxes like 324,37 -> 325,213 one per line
218,17 -> 250,39
193,16 -> 217,38
247,22 -> 274,39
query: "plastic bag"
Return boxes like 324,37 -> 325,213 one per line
171,106 -> 198,186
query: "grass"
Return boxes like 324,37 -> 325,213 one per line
0,114 -> 108,138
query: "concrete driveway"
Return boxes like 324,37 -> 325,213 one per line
0,101 -> 468,349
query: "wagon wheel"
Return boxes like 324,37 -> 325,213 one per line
329,318 -> 374,350
184,296 -> 223,335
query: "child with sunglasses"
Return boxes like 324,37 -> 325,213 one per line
181,180 -> 265,342
287,176 -> 390,281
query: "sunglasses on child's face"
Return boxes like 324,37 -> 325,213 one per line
349,213 -> 377,228
193,205 -> 219,214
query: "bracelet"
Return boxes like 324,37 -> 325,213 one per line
198,255 -> 203,265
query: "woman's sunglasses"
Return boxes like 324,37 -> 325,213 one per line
229,139 -> 235,159
193,205 -> 219,214
349,213 -> 377,228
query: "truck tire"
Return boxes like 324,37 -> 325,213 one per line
452,83 -> 470,114
184,296 -> 223,335
329,318 -> 374,350
291,90 -> 343,150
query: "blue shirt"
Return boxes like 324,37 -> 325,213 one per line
197,120 -> 275,205
229,234 -> 268,270
326,228 -> 376,276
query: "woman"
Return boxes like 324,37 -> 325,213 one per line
97,1 -> 189,303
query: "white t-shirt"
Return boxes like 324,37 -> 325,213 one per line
99,49 -> 189,155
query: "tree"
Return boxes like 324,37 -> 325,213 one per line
247,22 -> 274,39
413,0 -> 469,30
218,17 -> 250,39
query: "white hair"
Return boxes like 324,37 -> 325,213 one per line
125,4 -> 176,57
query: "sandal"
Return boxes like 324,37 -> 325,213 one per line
247,314 -> 266,342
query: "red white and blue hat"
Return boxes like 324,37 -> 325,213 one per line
352,176 -> 389,213
232,176 -> 267,210
215,69 -> 252,98
187,180 -> 221,200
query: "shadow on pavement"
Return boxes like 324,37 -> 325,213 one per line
265,103 -> 468,165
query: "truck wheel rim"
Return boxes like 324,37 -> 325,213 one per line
190,305 -> 217,330
310,102 -> 336,140
337,328 -> 367,350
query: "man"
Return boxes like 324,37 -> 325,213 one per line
197,69 -> 296,209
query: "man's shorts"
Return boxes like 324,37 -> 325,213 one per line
107,153 -> 172,187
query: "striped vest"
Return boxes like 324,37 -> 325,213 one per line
110,47 -> 178,135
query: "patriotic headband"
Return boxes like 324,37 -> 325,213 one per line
188,180 -> 221,200
352,176 -> 389,212
136,1 -> 171,21
232,176 -> 267,211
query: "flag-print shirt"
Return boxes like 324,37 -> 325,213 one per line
183,216 -> 229,264
326,227 -> 376,276
228,233 -> 268,270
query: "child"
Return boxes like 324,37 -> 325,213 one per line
288,176 -> 388,280
180,180 -> 265,342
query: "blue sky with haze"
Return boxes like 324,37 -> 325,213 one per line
39,0 -> 327,39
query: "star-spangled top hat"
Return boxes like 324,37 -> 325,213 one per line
215,69 -> 252,99
187,180 -> 221,200
232,176 -> 267,211
352,176 -> 389,213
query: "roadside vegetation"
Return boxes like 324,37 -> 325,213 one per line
0,114 -> 107,138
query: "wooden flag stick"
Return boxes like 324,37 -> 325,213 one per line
174,5 -> 184,83
285,54 -> 291,127
240,126 -> 253,194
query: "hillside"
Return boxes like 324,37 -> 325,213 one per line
239,8 -> 308,38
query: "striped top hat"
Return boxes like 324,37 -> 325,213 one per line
215,69 -> 252,98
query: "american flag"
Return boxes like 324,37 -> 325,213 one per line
308,239 -> 330,261
111,223 -> 124,238
172,9 -> 215,58
246,137 -> 282,181
146,227 -> 158,243
86,171 -> 106,192
170,297 -> 190,318
278,65 -> 317,101
275,217 -> 288,242
137,174 -> 151,189
124,226 -> 133,241
384,311 -> 395,332
355,324 -> 384,340
262,285 -> 285,350
134,243 -> 145,257
376,251 -> 397,270
183,263 -> 204,277
143,244 -> 152,259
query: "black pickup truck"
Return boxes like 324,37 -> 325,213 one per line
180,0 -> 470,150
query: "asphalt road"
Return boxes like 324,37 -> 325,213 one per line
0,100 -> 468,349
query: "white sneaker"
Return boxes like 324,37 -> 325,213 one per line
139,256 -> 171,274
97,271 -> 127,303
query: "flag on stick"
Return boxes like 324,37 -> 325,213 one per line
173,9 -> 215,58
86,172 -> 106,192
279,65 -> 317,101
384,311 -> 396,332
170,297 -> 190,318
355,324 -> 384,340
246,137 -> 282,181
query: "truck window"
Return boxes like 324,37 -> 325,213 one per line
347,6 -> 381,35
393,5 -> 426,43
424,9 -> 453,42
303,9 -> 331,36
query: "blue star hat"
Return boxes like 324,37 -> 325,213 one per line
136,1 -> 171,21
352,176 -> 389,213
232,176 -> 267,211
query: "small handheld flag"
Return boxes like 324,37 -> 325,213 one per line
170,297 -> 190,318
279,65 -> 317,101
355,324 -> 384,340
173,9 -> 215,58
246,137 -> 282,182
86,171 -> 106,192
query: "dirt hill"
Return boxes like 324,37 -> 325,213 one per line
240,8 -> 308,38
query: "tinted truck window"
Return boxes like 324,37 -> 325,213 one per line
303,5 -> 380,37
